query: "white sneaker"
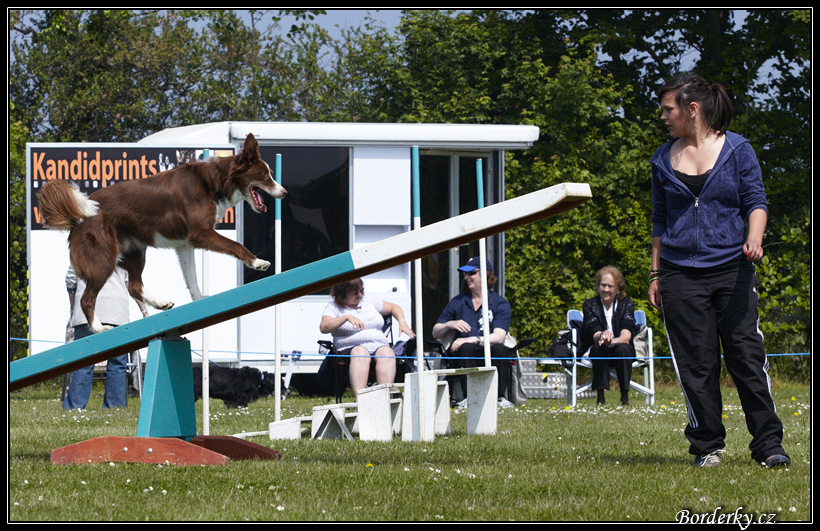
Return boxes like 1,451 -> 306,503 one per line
694,449 -> 725,468
456,398 -> 468,409
497,397 -> 515,409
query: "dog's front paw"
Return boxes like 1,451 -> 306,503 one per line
251,259 -> 270,271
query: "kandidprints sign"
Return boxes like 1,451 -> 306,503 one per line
28,144 -> 237,229
25,143 -> 241,359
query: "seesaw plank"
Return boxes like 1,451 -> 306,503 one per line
11,183 -> 591,391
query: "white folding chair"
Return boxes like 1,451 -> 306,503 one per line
630,310 -> 655,405
563,309 -> 655,406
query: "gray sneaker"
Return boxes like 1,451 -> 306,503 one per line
694,449 -> 725,468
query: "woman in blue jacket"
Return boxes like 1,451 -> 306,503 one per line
648,74 -> 789,469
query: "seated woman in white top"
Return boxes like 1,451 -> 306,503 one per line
320,278 -> 414,396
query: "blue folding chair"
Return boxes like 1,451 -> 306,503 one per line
563,309 -> 655,406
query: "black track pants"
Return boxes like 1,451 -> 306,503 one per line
660,257 -> 786,461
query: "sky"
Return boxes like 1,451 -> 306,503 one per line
281,9 -> 405,39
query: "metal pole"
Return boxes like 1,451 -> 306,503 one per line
476,159 -> 491,366
411,146 -> 426,440
201,149 -> 210,436
274,154 -> 283,423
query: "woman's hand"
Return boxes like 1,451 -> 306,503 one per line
597,330 -> 614,347
743,239 -> 765,262
744,209 -> 767,263
397,319 -> 415,339
648,278 -> 662,311
346,314 -> 365,331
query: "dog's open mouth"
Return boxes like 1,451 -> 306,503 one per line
250,186 -> 267,213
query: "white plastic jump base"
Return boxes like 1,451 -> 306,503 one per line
266,367 -> 496,443
357,384 -> 403,442
269,367 -> 496,443
267,384 -> 405,441
402,367 -> 497,442
310,403 -> 357,440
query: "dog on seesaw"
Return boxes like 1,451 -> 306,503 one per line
192,366 -> 279,409
37,133 -> 286,333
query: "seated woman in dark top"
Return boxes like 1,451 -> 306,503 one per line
580,265 -> 637,405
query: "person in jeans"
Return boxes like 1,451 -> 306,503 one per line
62,265 -> 148,410
648,74 -> 789,469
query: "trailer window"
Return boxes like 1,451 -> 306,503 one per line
242,146 -> 349,286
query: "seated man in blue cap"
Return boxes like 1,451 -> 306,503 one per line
432,257 -> 515,408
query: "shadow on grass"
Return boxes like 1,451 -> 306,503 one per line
594,452 -> 690,466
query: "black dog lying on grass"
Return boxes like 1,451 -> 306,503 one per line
192,366 -> 279,408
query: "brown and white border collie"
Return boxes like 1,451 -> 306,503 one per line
37,133 -> 286,333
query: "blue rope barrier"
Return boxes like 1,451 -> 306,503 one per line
9,337 -> 811,363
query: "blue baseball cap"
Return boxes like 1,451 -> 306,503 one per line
458,256 -> 493,273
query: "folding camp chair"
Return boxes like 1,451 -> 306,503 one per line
317,316 -> 416,403
564,309 -> 655,406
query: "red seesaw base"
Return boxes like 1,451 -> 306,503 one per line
51,435 -> 281,466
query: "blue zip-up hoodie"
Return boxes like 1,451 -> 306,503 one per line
651,131 -> 769,268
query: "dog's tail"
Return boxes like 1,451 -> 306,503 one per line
37,180 -> 99,230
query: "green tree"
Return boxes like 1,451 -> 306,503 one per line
336,9 -> 810,380
7,9 -> 332,360
564,8 -> 812,376
10,10 -> 199,142
334,10 -> 655,350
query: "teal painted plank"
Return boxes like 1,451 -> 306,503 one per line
10,252 -> 357,390
11,183 -> 593,390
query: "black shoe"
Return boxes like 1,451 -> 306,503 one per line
763,454 -> 791,468
620,391 -> 629,405
596,389 -> 605,405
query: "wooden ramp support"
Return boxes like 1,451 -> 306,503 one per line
51,336 -> 282,465
51,436 -> 281,466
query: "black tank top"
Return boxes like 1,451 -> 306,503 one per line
674,169 -> 710,197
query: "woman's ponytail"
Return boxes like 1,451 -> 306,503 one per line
658,74 -> 733,135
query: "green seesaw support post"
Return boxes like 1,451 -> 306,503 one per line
136,335 -> 197,439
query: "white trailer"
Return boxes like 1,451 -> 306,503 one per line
27,122 -> 538,394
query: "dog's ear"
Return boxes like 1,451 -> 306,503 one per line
236,133 -> 260,168
243,133 -> 259,159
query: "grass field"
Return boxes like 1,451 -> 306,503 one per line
9,379 -> 810,522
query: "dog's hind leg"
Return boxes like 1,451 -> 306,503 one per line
176,245 -> 204,300
119,247 -> 174,311
79,283 -> 111,333
70,219 -> 117,333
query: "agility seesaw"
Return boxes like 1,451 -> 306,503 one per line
11,182 -> 591,464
